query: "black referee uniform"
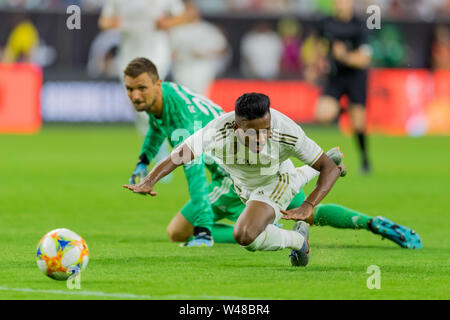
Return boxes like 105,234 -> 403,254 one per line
319,16 -> 369,108
318,16 -> 371,172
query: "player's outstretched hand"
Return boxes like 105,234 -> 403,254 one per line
122,183 -> 158,197
281,202 -> 314,222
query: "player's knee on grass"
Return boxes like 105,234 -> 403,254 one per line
315,96 -> 340,124
166,213 -> 193,242
232,225 -> 261,247
166,228 -> 191,242
233,201 -> 275,248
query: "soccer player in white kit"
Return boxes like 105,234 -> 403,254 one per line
169,0 -> 228,96
124,93 -> 342,266
99,0 -> 190,81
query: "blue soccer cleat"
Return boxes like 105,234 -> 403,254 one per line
369,216 -> 422,249
179,233 -> 214,247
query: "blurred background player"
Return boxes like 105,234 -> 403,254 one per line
86,30 -> 121,78
315,0 -> 372,173
240,22 -> 283,79
169,0 -> 229,96
99,0 -> 190,85
99,0 -> 196,184
2,13 -> 39,63
278,17 -> 303,77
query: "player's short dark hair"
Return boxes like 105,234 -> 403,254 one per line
235,93 -> 270,120
124,57 -> 160,81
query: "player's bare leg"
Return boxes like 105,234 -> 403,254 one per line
167,212 -> 237,245
314,95 -> 340,124
166,212 -> 193,242
348,104 -> 365,132
349,103 -> 371,173
233,200 -> 275,247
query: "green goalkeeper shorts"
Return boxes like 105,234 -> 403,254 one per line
181,176 -> 243,223
181,176 -> 306,224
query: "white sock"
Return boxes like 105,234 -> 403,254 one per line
296,165 -> 319,186
245,224 -> 304,252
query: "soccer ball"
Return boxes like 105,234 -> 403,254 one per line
36,228 -> 89,281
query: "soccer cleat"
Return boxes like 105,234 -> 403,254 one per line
326,147 -> 347,177
369,216 -> 422,249
289,221 -> 310,267
179,233 -> 214,247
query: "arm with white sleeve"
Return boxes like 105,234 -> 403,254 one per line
123,121 -> 214,195
123,142 -> 195,196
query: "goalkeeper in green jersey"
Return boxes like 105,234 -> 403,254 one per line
124,57 -> 422,249
124,57 -> 245,247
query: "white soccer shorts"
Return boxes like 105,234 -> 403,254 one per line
233,160 -> 303,224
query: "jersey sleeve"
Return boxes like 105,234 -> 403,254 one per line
290,125 -> 324,166
140,119 -> 166,163
356,21 -> 372,56
100,0 -> 118,17
357,20 -> 369,46
318,17 -> 339,46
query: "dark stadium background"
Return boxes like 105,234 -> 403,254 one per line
0,0 -> 449,132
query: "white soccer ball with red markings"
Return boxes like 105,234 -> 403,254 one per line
36,228 -> 89,281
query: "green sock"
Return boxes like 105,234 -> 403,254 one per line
313,204 -> 372,230
287,189 -> 306,210
212,223 -> 236,243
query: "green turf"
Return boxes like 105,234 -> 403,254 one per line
0,124 -> 449,300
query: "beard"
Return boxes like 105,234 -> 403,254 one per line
135,95 -> 157,112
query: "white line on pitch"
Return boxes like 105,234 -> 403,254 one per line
0,286 -> 268,300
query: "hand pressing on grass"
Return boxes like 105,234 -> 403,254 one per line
123,178 -> 157,196
123,144 -> 193,197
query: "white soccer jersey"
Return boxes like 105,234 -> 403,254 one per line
170,21 -> 227,65
184,108 -> 324,191
170,21 -> 228,95
101,0 -> 185,79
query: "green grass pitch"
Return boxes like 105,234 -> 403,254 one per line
0,124 -> 449,300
